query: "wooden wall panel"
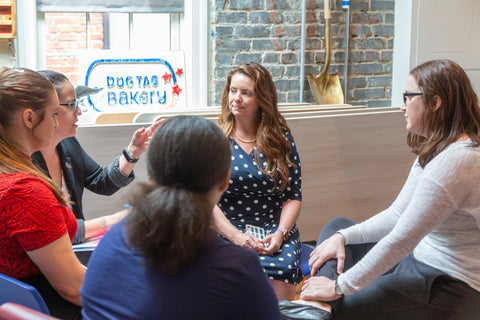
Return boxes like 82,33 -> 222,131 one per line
288,109 -> 414,241
77,107 -> 415,241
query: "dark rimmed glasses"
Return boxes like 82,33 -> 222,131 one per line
403,92 -> 423,105
59,100 -> 79,111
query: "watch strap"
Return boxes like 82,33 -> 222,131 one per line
122,147 -> 139,163
334,279 -> 344,296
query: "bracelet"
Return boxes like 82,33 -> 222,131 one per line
122,147 -> 139,163
100,217 -> 108,231
277,226 -> 289,242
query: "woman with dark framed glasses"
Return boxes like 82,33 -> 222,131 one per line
280,60 -> 480,320
32,70 -> 162,244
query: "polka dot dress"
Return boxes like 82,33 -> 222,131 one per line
218,131 -> 303,285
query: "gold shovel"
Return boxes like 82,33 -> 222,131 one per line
307,0 -> 344,105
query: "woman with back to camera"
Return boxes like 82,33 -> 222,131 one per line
212,62 -> 303,300
280,60 -> 480,320
32,70 -> 162,244
81,115 -> 282,320
0,68 -> 84,319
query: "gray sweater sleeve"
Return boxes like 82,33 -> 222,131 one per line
337,144 -> 480,295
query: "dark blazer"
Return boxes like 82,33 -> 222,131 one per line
32,137 -> 134,243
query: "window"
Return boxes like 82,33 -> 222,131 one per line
16,0 -> 207,108
42,12 -> 180,86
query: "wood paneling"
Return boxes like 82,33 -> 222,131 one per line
77,106 -> 415,241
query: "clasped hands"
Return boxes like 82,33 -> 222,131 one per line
233,230 -> 284,255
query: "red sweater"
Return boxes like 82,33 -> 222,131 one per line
0,172 -> 77,279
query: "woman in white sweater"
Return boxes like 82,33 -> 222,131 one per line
280,59 -> 480,320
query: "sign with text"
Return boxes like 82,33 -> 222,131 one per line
79,51 -> 186,115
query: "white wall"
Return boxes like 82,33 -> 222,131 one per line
391,0 -> 413,107
392,0 -> 480,106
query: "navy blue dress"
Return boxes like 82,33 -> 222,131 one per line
218,131 -> 303,285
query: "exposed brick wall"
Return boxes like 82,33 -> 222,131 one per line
44,13 -> 104,86
209,0 -> 395,107
41,1 -> 394,107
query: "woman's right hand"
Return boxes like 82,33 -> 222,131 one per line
309,233 -> 346,276
232,231 -> 265,253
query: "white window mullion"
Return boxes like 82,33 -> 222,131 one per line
129,13 -> 134,50
16,0 -> 41,69
170,13 -> 180,50
183,0 -> 207,107
86,13 -> 91,50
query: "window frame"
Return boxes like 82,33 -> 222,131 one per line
15,0 -> 208,108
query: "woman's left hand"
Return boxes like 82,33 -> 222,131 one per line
259,231 -> 283,255
300,276 -> 340,302
126,118 -> 165,159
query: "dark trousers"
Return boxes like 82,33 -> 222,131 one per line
315,217 -> 480,320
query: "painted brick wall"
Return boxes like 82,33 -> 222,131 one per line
209,0 -> 395,107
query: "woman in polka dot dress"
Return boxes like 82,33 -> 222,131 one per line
213,62 -> 303,301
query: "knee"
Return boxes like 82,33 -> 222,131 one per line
318,217 -> 357,243
326,217 -> 357,231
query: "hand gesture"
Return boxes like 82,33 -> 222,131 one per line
127,118 -> 165,158
300,276 -> 340,302
309,233 -> 346,276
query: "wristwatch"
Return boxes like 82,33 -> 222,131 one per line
277,226 -> 289,242
122,147 -> 139,163
334,279 -> 343,296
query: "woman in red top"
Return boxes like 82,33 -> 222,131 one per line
0,68 -> 84,319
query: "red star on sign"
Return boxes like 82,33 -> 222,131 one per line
172,84 -> 182,95
176,68 -> 183,76
162,72 -> 172,83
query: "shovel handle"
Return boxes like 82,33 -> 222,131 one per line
324,0 -> 331,20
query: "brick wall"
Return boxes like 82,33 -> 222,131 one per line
41,1 -> 395,107
45,13 -> 104,86
209,0 -> 395,107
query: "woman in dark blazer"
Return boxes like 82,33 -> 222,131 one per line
32,70 -> 161,244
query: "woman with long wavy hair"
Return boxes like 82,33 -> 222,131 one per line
213,62 -> 303,300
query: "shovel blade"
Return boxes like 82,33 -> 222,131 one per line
307,73 -> 344,105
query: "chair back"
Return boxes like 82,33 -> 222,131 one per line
299,243 -> 314,276
0,274 -> 49,315
0,303 -> 58,320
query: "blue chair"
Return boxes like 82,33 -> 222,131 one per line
0,273 -> 49,315
300,243 -> 315,276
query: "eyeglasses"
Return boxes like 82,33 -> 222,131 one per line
59,100 -> 78,111
403,92 -> 423,105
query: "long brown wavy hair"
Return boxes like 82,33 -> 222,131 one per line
0,67 -> 68,206
218,62 -> 294,191
127,116 -> 231,273
407,59 -> 480,167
